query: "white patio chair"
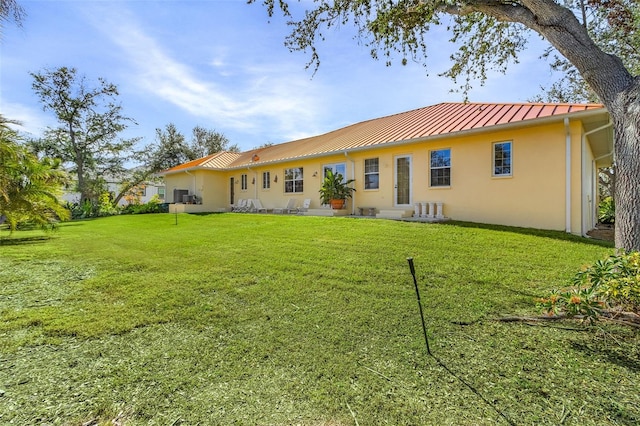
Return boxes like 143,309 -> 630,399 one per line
249,198 -> 268,213
273,198 -> 297,214
296,198 -> 311,214
231,199 -> 247,212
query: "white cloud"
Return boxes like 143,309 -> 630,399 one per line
2,102 -> 54,137
84,4 -> 328,147
2,0 -> 562,154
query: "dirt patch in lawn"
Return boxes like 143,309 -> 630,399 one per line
587,223 -> 614,242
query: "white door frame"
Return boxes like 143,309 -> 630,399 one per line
394,155 -> 412,207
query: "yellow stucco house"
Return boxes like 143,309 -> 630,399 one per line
160,102 -> 613,236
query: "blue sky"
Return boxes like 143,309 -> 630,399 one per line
1,0 -> 557,153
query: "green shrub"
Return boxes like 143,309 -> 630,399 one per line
598,196 -> 615,224
121,195 -> 163,215
536,286 -> 604,323
593,252 -> 640,310
97,192 -> 119,216
538,251 -> 640,321
66,192 -> 120,219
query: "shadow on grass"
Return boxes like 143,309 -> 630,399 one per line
60,221 -> 88,227
571,341 -> 640,373
602,399 -> 640,426
493,282 -> 540,299
187,212 -> 226,216
0,235 -> 53,245
570,335 -> 640,424
440,221 -> 615,248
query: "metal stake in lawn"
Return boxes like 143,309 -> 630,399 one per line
407,257 -> 431,356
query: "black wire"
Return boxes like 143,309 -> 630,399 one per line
407,257 -> 516,426
429,353 -> 516,426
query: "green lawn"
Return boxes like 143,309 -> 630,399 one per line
0,214 -> 637,425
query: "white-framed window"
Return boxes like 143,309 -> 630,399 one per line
323,162 -> 347,179
284,167 -> 304,193
430,148 -> 451,187
364,158 -> 379,190
241,174 -> 248,190
493,141 -> 512,177
158,187 -> 165,199
262,171 -> 271,189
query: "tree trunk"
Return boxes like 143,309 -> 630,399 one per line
504,1 -> 640,251
70,124 -> 90,204
77,165 -> 87,203
611,79 -> 640,251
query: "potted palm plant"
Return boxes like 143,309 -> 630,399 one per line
319,169 -> 356,209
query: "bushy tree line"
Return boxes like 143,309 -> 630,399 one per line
66,193 -> 168,220
2,65 -> 238,224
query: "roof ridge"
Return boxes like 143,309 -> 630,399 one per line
333,101 -> 604,127
258,102 -> 603,150
450,101 -> 603,106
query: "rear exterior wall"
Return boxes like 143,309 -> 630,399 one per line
168,121 -> 581,232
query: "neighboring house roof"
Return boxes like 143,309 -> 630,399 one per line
161,102 -> 606,175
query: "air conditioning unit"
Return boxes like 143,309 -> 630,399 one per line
173,189 -> 188,203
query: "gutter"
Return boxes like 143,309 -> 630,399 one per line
593,149 -> 614,163
565,118 -> 572,233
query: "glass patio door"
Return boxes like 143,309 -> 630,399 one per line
323,162 -> 347,178
229,177 -> 235,205
395,155 -> 412,206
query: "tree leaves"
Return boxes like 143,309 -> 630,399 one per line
0,117 -> 70,231
146,123 -> 237,172
30,67 -> 137,203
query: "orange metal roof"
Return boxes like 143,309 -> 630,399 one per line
162,151 -> 242,173
162,102 -> 605,174
200,151 -> 243,168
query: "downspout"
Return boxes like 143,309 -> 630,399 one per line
582,121 -> 614,236
565,118 -> 572,233
344,151 -> 356,215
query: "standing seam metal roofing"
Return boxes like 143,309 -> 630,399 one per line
162,102 -> 605,174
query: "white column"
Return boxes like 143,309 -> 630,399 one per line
420,202 -> 428,218
436,202 -> 444,219
414,202 -> 421,217
427,202 -> 435,219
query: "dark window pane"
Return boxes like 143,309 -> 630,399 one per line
365,174 -> 379,189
